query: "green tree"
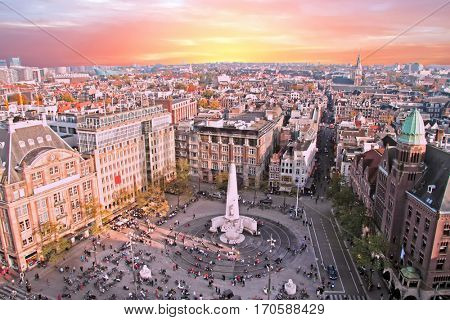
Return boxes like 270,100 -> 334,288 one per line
202,89 -> 214,99
167,159 -> 191,206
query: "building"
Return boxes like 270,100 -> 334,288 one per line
374,109 -> 450,299
48,113 -> 79,148
77,105 -> 175,211
191,112 -> 283,187
0,118 -> 97,271
349,148 -> 384,214
156,98 -> 198,125
8,57 -> 21,67
274,137 -> 317,193
353,53 -> 363,86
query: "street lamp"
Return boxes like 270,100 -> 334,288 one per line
266,264 -> 273,300
294,179 -> 301,219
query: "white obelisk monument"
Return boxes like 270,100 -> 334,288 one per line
210,163 -> 257,244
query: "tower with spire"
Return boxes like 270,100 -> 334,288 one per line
376,109 -> 427,253
353,52 -> 363,86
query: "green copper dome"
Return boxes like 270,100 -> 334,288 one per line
398,109 -> 426,145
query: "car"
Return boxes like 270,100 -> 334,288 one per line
259,198 -> 273,205
210,192 -> 222,199
327,265 -> 338,280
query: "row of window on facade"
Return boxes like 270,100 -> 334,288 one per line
50,125 -> 77,135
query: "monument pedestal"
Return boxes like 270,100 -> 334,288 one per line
209,163 -> 257,244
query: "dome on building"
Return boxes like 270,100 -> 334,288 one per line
398,109 -> 426,145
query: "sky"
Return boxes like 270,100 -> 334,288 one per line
0,0 -> 449,67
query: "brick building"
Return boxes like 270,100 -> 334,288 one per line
374,109 -> 450,299
156,98 -> 198,125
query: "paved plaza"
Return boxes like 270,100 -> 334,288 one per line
1,196 -> 321,300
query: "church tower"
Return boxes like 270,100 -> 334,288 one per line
353,52 -> 363,86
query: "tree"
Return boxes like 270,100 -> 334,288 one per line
167,159 -> 191,206
84,198 -> 109,234
352,234 -> 390,284
38,221 -> 71,262
174,82 -> 187,90
198,98 -> 208,108
215,171 -> 228,191
202,89 -> 214,99
136,187 -> 169,217
209,99 -> 220,109
60,92 -> 75,102
9,93 -> 29,105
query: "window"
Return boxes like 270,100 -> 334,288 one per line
69,186 -> 78,197
249,148 -> 256,155
65,161 -> 75,170
249,166 -> 256,175
407,206 -> 412,219
38,211 -> 49,224
418,252 -> 424,265
421,236 -> 427,249
59,126 -> 67,133
436,258 -> 445,270
439,242 -> 448,254
424,218 -> 430,232
212,162 -> 219,170
32,171 -> 42,181
71,199 -> 80,210
28,139 -> 35,146
84,193 -> 93,203
405,221 -> 410,235
73,212 -> 82,223
443,224 -> 450,236
415,212 -> 421,225
410,244 -> 415,257
249,157 -> 256,165
413,227 -> 418,241
53,192 -> 63,205
83,181 -> 92,191
49,166 -> 59,175
15,204 -> 28,219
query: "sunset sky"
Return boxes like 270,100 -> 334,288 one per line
0,0 -> 449,66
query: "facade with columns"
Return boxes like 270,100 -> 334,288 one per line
0,118 -> 97,271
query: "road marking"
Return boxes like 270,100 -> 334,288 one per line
306,215 -> 322,284
330,221 -> 360,295
309,218 -> 324,265
324,290 -> 345,294
320,219 -> 345,293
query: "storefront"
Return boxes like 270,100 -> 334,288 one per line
25,251 -> 38,269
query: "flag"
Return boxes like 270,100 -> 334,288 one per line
400,246 -> 405,262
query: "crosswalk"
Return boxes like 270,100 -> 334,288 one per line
0,284 -> 29,300
324,294 -> 367,300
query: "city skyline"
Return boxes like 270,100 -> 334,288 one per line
0,0 -> 449,67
